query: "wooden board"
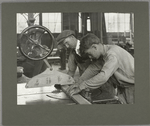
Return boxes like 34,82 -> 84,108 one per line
61,85 -> 92,104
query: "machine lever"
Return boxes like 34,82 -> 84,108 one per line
43,59 -> 53,71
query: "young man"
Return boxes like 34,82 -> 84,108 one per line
56,30 -> 91,78
67,33 -> 134,104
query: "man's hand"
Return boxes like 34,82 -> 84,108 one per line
66,84 -> 81,96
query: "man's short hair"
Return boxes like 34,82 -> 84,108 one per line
79,33 -> 101,56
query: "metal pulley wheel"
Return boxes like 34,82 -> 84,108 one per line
19,25 -> 54,61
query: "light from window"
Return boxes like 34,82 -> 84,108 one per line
16,13 -> 28,33
105,13 -> 130,32
78,12 -> 82,33
16,13 -> 39,33
87,18 -> 91,31
42,13 -> 61,33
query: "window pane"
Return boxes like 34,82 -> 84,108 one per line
42,13 -> 50,21
42,13 -> 61,33
43,22 -> 49,29
78,12 -> 82,33
17,13 -> 40,33
16,13 -> 28,33
87,19 -> 91,31
34,15 -> 39,25
54,23 -> 61,33
105,13 -> 130,32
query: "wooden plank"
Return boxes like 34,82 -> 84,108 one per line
61,85 -> 92,105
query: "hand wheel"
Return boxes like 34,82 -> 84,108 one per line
19,25 -> 54,61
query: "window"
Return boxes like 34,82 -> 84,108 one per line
78,12 -> 82,33
105,13 -> 130,32
42,13 -> 61,33
16,13 -> 39,33
17,13 -> 28,33
87,17 -> 91,31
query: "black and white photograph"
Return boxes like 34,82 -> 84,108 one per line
2,1 -> 150,125
17,12 -> 135,105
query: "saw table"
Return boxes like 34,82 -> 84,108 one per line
17,82 -> 121,105
17,83 -> 91,105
